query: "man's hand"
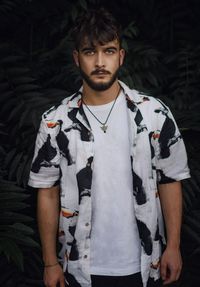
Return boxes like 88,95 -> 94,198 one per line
44,264 -> 66,287
160,246 -> 182,285
37,186 -> 63,286
158,182 -> 183,284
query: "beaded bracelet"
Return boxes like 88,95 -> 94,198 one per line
44,262 -> 59,268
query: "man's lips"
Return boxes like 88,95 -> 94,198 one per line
91,70 -> 111,75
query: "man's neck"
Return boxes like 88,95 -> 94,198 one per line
82,81 -> 121,106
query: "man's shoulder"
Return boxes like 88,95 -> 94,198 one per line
136,93 -> 165,110
42,91 -> 81,122
120,80 -> 165,109
125,88 -> 166,112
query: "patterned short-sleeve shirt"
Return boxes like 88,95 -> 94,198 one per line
28,81 -> 190,287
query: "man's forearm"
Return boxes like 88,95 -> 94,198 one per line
158,181 -> 182,248
37,186 -> 60,265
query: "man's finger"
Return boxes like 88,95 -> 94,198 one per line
175,267 -> 182,280
163,267 -> 177,285
160,262 -> 167,281
60,278 -> 65,287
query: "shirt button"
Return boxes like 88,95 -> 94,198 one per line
84,255 -> 88,259
85,222 -> 89,227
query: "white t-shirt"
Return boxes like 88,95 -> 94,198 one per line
83,92 -> 141,276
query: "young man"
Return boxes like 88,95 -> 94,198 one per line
28,8 -> 190,287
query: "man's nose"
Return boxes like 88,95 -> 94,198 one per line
95,52 -> 105,67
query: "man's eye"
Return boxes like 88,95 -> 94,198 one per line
106,49 -> 115,54
84,50 -> 95,55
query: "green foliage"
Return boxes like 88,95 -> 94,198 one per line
0,130 -> 39,273
0,0 -> 200,286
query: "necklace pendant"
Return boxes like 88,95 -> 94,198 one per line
101,125 -> 108,133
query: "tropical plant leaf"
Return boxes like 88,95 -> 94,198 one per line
0,201 -> 29,211
0,0 -> 200,285
0,231 -> 39,248
5,223 -> 34,235
0,192 -> 29,201
0,239 -> 24,270
0,212 -> 33,225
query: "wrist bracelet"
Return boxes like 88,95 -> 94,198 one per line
44,262 -> 59,268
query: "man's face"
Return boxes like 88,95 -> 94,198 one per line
73,39 -> 125,91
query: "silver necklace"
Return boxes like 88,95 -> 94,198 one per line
82,88 -> 121,133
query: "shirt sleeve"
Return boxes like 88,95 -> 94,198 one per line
155,102 -> 190,184
28,117 -> 61,188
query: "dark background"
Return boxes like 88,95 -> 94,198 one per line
0,0 -> 200,286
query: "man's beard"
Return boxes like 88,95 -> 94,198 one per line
79,67 -> 119,91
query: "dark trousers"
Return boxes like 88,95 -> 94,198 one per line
66,272 -> 162,287
91,273 -> 162,287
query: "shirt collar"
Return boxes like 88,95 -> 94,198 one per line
118,80 -> 146,104
66,80 -> 144,108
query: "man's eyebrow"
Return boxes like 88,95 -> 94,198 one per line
104,46 -> 118,51
80,47 -> 95,52
80,45 -> 118,52
104,46 -> 118,50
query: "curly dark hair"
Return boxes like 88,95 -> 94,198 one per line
72,8 -> 121,50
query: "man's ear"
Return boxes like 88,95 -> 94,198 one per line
73,50 -> 79,67
119,49 -> 125,66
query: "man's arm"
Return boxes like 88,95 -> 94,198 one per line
158,181 -> 183,285
37,186 -> 65,287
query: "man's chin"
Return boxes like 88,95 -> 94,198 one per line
80,67 -> 119,92
87,82 -> 114,91
84,77 -> 118,91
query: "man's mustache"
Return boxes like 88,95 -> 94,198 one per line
91,69 -> 111,75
